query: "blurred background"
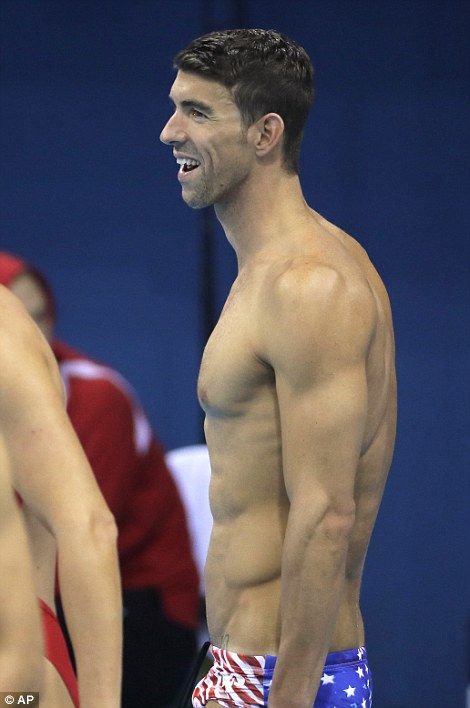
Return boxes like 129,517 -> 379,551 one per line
1,1 -> 468,706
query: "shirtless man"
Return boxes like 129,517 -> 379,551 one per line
0,283 -> 122,707
0,442 -> 43,693
160,29 -> 396,707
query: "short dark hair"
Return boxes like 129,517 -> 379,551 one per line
174,29 -> 314,174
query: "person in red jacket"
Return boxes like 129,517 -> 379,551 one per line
0,251 -> 200,708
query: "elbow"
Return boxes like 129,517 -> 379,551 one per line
319,502 -> 356,544
89,508 -> 118,546
58,505 -> 118,549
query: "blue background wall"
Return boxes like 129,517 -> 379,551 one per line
1,2 -> 468,705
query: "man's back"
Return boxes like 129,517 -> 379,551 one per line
199,210 -> 396,654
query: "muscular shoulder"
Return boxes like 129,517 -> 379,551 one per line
262,258 -> 377,380
0,286 -> 64,419
0,284 -> 36,340
0,285 -> 57,373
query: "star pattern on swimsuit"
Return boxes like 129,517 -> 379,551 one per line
320,672 -> 335,685
315,646 -> 372,707
343,685 -> 356,697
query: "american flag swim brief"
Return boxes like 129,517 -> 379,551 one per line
192,644 -> 372,707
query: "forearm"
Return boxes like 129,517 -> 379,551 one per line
57,519 -> 122,708
268,521 -> 350,708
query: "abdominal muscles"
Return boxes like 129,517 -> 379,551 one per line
205,514 -> 285,653
204,415 -> 287,652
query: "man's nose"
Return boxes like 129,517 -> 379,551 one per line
160,112 -> 186,145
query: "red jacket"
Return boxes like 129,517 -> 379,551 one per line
53,341 -> 199,628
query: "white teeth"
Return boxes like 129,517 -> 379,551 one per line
176,158 -> 200,167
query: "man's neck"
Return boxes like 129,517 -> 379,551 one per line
214,167 -> 312,270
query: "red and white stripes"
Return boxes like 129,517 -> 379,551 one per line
192,645 -> 267,707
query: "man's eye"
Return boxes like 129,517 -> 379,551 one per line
190,108 -> 205,119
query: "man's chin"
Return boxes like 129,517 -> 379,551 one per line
182,188 -> 212,210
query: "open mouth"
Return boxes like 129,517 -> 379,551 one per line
177,158 -> 201,173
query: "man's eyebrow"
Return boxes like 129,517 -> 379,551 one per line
168,96 -> 213,115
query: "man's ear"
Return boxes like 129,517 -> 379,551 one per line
251,113 -> 285,158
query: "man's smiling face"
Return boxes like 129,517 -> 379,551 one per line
160,71 -> 256,209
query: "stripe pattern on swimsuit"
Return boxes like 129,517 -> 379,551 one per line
192,646 -> 266,707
